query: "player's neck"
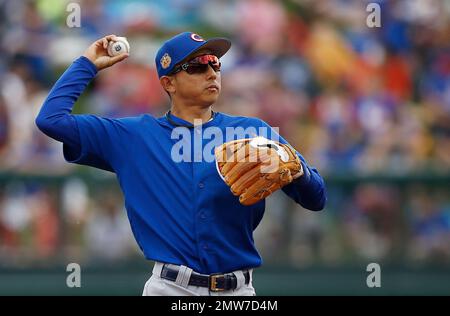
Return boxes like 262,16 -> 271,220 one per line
170,105 -> 213,125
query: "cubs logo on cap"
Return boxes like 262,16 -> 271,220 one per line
191,33 -> 205,42
160,53 -> 171,69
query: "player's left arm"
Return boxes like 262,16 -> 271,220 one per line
259,119 -> 327,211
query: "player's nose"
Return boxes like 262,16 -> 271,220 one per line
205,64 -> 218,80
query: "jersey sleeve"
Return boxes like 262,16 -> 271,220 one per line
64,115 -> 137,172
256,118 -> 327,211
35,55 -> 140,173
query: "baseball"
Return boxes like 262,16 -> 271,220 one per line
107,37 -> 130,57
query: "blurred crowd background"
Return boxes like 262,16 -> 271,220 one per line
0,0 -> 449,282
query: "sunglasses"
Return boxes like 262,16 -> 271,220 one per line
171,54 -> 221,75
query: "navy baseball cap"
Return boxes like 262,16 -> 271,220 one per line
155,32 -> 231,78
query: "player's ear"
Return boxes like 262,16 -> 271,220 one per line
160,76 -> 176,95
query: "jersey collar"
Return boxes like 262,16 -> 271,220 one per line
163,110 -> 222,129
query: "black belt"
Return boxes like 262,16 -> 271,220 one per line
160,264 -> 250,292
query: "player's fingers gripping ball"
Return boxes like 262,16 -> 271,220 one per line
107,37 -> 130,56
215,137 -> 302,206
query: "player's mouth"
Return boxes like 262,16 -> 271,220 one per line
206,84 -> 220,92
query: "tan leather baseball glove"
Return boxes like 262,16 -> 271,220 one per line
215,137 -> 302,206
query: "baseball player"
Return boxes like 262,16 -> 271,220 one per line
35,32 -> 326,296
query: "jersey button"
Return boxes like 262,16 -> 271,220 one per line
198,182 -> 204,189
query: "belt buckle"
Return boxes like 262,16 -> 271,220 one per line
209,274 -> 225,292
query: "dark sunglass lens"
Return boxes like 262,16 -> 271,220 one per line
186,64 -> 209,74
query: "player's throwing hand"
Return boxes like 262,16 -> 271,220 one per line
83,34 -> 129,71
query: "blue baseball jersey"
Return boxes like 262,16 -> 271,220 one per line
36,56 -> 326,274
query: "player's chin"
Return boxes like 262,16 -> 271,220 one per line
202,90 -> 220,103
